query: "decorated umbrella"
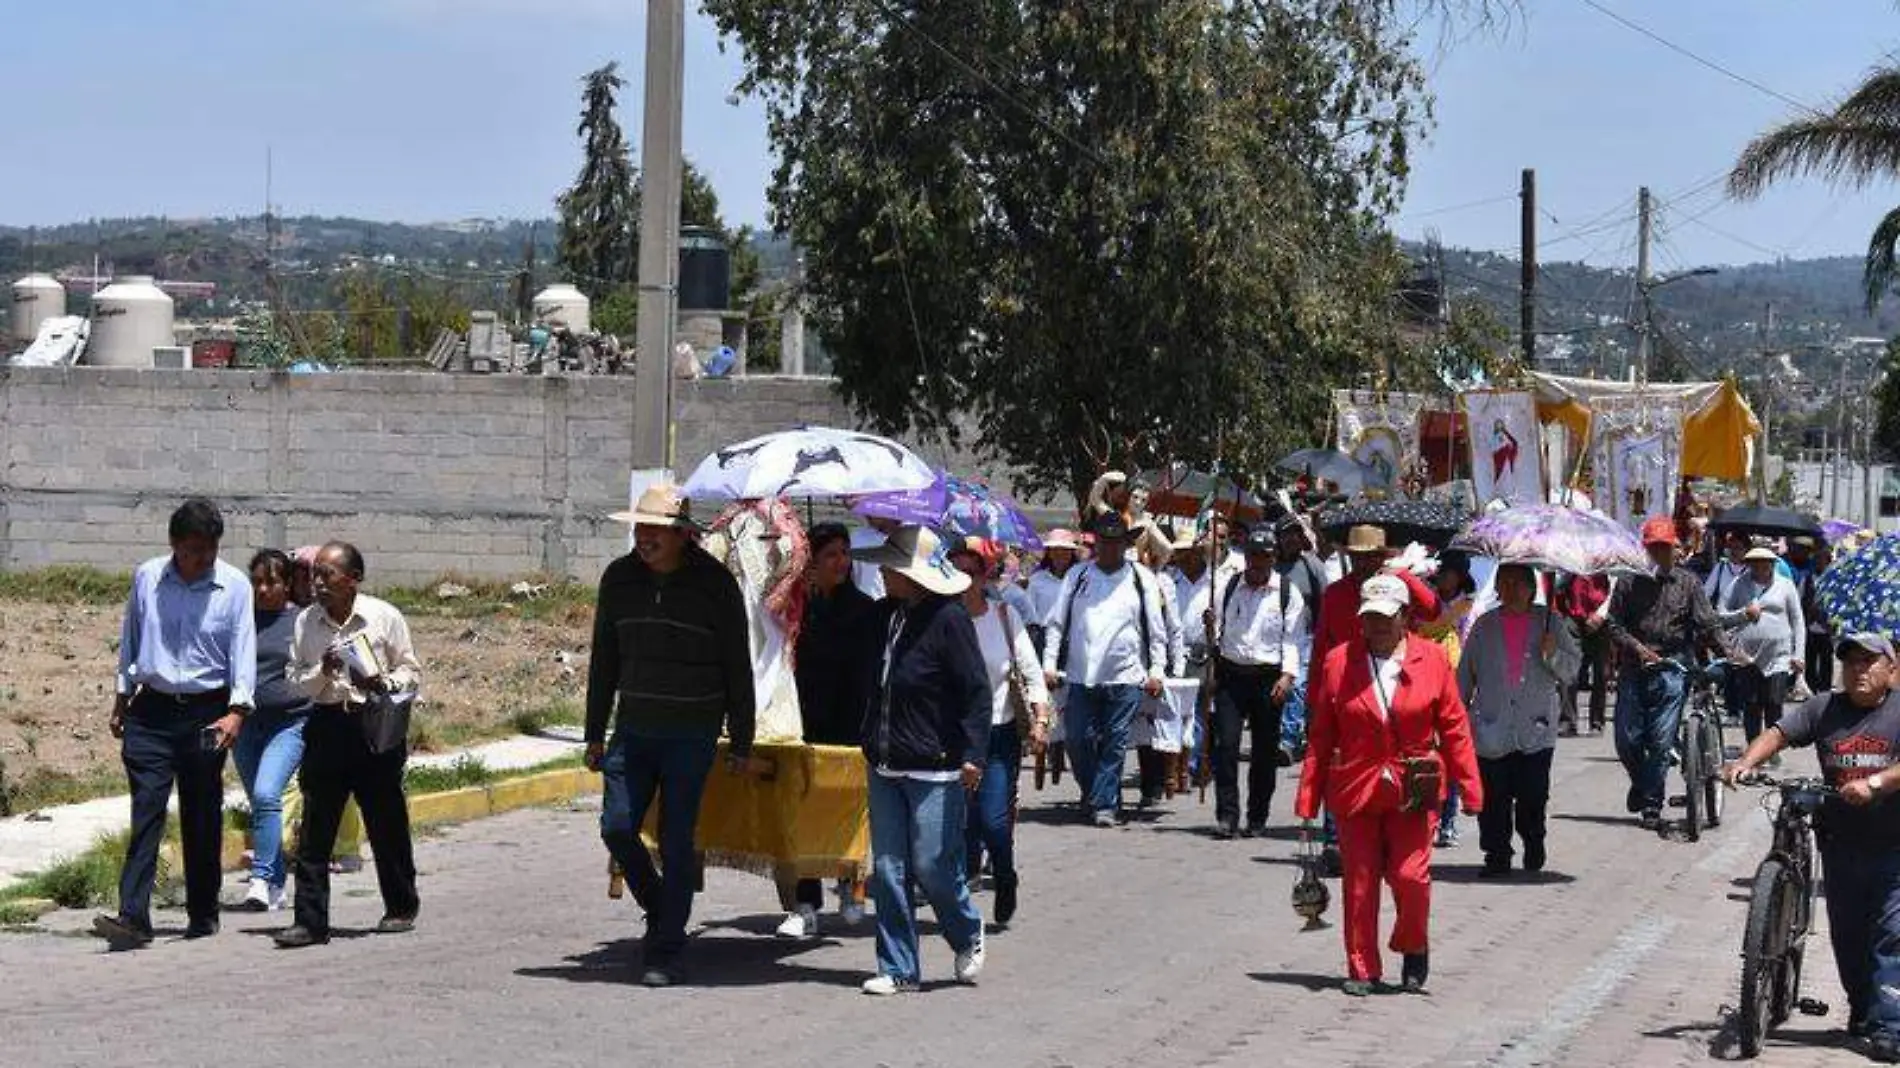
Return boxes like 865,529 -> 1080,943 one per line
1276,448 -> 1382,493
852,472 -> 1043,550
1449,504 -> 1650,576
1814,531 -> 1900,637
1710,503 -> 1822,540
1317,499 -> 1469,549
1136,462 -> 1265,523
681,426 -> 936,500
1821,518 -> 1872,546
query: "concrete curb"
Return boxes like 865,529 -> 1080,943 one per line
1,765 -> 601,926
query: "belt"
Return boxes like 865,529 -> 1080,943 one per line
134,686 -> 230,708
1218,659 -> 1280,677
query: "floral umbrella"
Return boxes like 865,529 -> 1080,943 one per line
852,472 -> 1043,550
1815,531 -> 1900,638
1449,504 -> 1650,576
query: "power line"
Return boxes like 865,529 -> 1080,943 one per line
1402,192 -> 1519,220
1575,0 -> 1818,116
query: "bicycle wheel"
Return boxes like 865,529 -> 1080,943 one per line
1681,718 -> 1703,842
1702,715 -> 1726,828
1739,857 -> 1793,1058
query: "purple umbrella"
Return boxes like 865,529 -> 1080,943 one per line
853,473 -> 1043,550
1822,518 -> 1870,545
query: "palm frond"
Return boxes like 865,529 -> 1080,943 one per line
1863,204 -> 1900,310
1729,65 -> 1900,198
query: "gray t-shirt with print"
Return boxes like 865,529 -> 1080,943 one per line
1777,689 -> 1900,847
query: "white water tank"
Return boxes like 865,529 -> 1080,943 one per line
87,276 -> 175,368
9,273 -> 66,343
532,283 -> 590,332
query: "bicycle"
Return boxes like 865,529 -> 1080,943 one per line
1672,665 -> 1728,841
1732,771 -> 1835,1058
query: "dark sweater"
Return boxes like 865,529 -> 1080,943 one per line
253,607 -> 311,718
860,596 -> 992,773
795,582 -> 876,746
584,544 -> 756,754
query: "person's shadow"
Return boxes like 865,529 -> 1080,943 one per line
515,934 -> 865,989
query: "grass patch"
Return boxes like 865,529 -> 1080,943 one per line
380,574 -> 594,624
0,566 -> 131,607
507,697 -> 583,736
3,765 -> 131,815
403,755 -> 496,794
0,826 -> 163,911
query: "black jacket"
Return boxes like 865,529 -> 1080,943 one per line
795,582 -> 877,746
584,543 -> 756,754
860,595 -> 991,773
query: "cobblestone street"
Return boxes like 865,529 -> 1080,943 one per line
0,734 -> 1867,1068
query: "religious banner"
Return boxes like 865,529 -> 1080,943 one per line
1462,390 -> 1544,508
1588,391 -> 1687,530
1333,390 -> 1426,496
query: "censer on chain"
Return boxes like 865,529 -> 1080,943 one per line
1291,827 -> 1330,931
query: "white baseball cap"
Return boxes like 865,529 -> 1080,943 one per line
1358,574 -> 1410,618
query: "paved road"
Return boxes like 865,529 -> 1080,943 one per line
0,733 -> 1867,1068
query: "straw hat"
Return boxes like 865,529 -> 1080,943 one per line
1042,528 -> 1082,552
850,525 -> 971,597
1742,546 -> 1779,564
610,483 -> 703,531
1344,525 -> 1388,554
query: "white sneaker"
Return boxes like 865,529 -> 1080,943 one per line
954,933 -> 987,984
266,882 -> 287,912
861,974 -> 911,996
775,905 -> 818,940
240,878 -> 272,912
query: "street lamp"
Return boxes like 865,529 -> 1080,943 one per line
1635,266 -> 1719,381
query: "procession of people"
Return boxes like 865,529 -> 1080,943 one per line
83,412 -> 1900,1064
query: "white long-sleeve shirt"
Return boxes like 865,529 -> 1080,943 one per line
1155,570 -> 1186,677
1215,570 -> 1310,681
1041,561 -> 1169,687
971,601 -> 1051,726
1028,567 -> 1070,627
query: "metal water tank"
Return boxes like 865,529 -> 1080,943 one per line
532,284 -> 591,332
678,227 -> 730,311
88,276 -> 175,368
9,273 -> 66,343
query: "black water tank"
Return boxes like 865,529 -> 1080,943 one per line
679,227 -> 730,311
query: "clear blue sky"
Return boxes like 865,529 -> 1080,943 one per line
0,0 -> 1895,269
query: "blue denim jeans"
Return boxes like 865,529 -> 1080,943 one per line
599,731 -> 718,963
964,722 -> 1021,882
1820,840 -> 1900,1038
1062,683 -> 1143,816
232,709 -> 307,888
1613,663 -> 1687,811
869,771 -> 983,984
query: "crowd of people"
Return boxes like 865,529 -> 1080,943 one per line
86,481 -> 1900,1062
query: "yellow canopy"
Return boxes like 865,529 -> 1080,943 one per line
1680,378 -> 1762,482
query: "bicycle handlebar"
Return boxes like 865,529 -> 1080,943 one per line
1735,770 -> 1837,796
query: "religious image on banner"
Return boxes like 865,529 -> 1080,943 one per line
1463,390 -> 1543,507
1598,430 -> 1681,531
1334,390 -> 1424,495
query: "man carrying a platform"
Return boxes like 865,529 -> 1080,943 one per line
585,483 -> 756,988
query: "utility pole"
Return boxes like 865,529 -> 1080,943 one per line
1520,168 -> 1536,369
632,0 -> 686,474
1832,355 -> 1850,517
1632,186 -> 1652,383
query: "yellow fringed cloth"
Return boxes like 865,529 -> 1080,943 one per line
641,742 -> 869,885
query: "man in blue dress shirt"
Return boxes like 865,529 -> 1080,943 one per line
94,498 -> 257,947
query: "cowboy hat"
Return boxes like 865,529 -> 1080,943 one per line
851,525 -> 971,597
610,483 -> 703,531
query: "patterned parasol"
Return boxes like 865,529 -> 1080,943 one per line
1814,532 -> 1900,639
1317,499 -> 1470,549
1449,504 -> 1651,576
1821,518 -> 1871,546
852,472 -> 1043,550
682,426 -> 936,500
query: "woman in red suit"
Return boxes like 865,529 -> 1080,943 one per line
1295,574 -> 1483,996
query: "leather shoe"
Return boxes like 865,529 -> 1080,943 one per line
1479,856 -> 1511,879
1523,844 -> 1546,873
994,874 -> 1019,926
92,913 -> 154,948
376,914 -> 418,935
184,918 -> 219,940
1214,821 -> 1239,840
1401,953 -> 1429,993
1342,979 -> 1377,997
273,925 -> 329,949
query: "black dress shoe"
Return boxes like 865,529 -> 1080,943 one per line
92,913 -> 154,948
1523,844 -> 1546,873
273,925 -> 329,949
1245,821 -> 1268,839
1214,821 -> 1239,840
376,914 -> 417,934
1401,953 -> 1429,993
184,918 -> 219,939
994,874 -> 1018,926
1479,856 -> 1512,879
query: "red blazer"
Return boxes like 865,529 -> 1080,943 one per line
1294,636 -> 1483,820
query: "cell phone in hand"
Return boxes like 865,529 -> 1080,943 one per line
200,725 -> 222,752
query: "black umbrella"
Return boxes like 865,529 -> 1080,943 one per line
1318,499 -> 1470,549
1711,504 -> 1822,540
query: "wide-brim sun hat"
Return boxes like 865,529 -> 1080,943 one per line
610,483 -> 704,531
851,525 -> 971,597
1042,528 -> 1082,552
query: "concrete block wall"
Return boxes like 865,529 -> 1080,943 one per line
0,367 -> 1031,585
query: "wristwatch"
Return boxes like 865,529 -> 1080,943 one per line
1871,772 -> 1886,795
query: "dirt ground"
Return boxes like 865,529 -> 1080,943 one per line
0,596 -> 592,809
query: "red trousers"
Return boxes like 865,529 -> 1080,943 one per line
1335,807 -> 1436,981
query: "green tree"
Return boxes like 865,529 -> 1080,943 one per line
1876,335 -> 1900,459
556,63 -> 640,296
701,0 -> 1472,500
1730,63 -> 1900,309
